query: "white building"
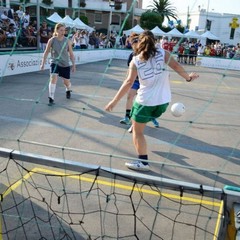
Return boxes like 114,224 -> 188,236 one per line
178,8 -> 240,45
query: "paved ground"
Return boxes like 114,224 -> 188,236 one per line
0,59 -> 239,187
0,58 -> 239,239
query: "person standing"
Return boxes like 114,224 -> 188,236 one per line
39,21 -> 51,51
22,9 -> 30,29
40,23 -> 76,105
16,5 -> 24,19
119,32 -> 159,128
105,30 -> 199,171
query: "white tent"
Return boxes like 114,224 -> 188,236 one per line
151,26 -> 165,36
165,28 -> 183,38
184,30 -> 200,39
73,18 -> 94,32
201,31 -> 220,40
60,15 -> 74,27
47,12 -> 62,23
123,24 -> 144,36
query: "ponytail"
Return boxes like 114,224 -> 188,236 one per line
136,30 -> 157,61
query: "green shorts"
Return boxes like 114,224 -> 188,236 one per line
130,102 -> 169,123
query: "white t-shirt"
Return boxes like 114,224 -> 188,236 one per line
22,13 -> 30,29
16,9 -> 24,19
133,48 -> 171,106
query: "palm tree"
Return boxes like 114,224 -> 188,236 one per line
148,0 -> 178,23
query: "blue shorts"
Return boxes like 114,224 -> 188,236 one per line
50,63 -> 70,80
131,79 -> 139,90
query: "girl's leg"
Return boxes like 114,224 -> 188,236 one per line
132,119 -> 147,156
120,89 -> 137,125
49,74 -> 58,101
125,119 -> 149,171
63,78 -> 72,99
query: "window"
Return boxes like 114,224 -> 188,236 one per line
94,13 -> 102,23
111,14 -> 120,25
206,19 -> 212,31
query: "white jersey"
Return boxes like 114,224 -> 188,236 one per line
132,48 -> 171,106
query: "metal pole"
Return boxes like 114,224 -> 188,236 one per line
205,0 -> 210,32
186,5 -> 189,32
108,1 -> 115,39
36,0 -> 40,50
108,6 -> 113,38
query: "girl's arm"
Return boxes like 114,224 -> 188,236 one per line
105,61 -> 137,112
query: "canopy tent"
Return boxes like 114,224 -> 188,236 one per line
184,30 -> 200,39
47,13 -> 94,32
60,15 -> 74,28
73,18 -> 95,32
165,28 -> 183,38
47,12 -> 62,23
123,24 -> 144,36
151,26 -> 166,36
201,31 -> 220,40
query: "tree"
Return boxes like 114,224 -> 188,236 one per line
80,15 -> 88,25
140,11 -> 162,30
148,0 -> 178,23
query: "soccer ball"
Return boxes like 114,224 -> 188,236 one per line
171,102 -> 185,117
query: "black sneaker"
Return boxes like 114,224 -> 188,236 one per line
48,97 -> 54,106
66,90 -> 72,99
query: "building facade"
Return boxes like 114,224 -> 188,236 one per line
178,8 -> 240,45
2,0 -> 144,34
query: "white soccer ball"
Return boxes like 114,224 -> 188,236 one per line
171,102 -> 185,117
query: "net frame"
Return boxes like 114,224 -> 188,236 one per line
0,147 -> 226,240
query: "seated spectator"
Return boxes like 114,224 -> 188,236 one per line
5,23 -> 17,47
7,9 -> 14,20
13,14 -> 20,29
31,20 -> 37,32
0,28 -> 7,47
1,11 -> 8,21
25,24 -> 37,46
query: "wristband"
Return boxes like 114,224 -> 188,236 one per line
186,77 -> 192,82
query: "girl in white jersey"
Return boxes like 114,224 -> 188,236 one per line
40,23 -> 76,105
105,30 -> 199,171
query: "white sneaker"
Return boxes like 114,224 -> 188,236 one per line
125,161 -> 150,171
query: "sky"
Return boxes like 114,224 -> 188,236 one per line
142,0 -> 240,15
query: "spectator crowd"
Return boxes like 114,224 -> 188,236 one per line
0,6 -> 39,48
1,6 -> 240,61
